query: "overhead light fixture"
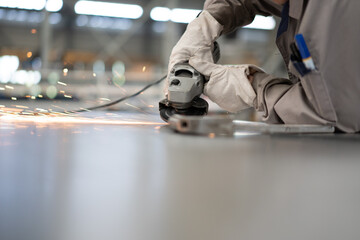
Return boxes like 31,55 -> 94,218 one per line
0,0 -> 63,12
170,8 -> 201,24
150,7 -> 171,22
150,7 -> 275,30
0,0 -> 46,11
45,0 -> 63,12
150,7 -> 200,24
74,0 -> 143,19
243,15 -> 276,30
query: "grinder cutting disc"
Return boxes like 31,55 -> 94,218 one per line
159,98 -> 209,122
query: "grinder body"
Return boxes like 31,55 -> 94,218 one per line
159,42 -> 220,122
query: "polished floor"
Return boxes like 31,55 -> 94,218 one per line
1,111 -> 360,240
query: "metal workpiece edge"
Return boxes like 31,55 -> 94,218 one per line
168,115 -> 335,135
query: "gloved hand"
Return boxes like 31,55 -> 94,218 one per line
189,46 -> 264,113
165,10 -> 223,95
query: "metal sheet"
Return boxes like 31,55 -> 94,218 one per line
1,112 -> 359,240
169,114 -> 335,135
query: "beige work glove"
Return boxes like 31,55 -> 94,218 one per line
189,46 -> 264,113
165,11 -> 223,95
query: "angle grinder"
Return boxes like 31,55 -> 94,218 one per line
159,42 -> 220,122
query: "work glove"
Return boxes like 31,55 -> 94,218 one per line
189,46 -> 264,113
165,11 -> 223,95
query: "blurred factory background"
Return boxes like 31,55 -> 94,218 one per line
0,0 -> 287,113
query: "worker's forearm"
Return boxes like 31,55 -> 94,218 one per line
203,0 -> 282,34
204,0 -> 254,34
251,72 -> 331,125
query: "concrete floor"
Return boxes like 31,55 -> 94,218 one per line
1,111 -> 360,240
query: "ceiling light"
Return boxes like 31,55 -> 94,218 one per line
0,0 -> 46,11
149,7 -> 275,30
74,0 -> 143,19
150,7 -> 171,22
150,7 -> 200,24
170,8 -> 201,24
45,0 -> 63,12
243,15 -> 276,30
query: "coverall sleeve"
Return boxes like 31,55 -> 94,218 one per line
204,0 -> 282,34
251,72 -> 331,125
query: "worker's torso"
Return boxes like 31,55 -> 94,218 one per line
274,0 -> 360,132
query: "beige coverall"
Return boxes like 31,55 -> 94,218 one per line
204,0 -> 360,133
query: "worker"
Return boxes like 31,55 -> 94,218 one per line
166,0 -> 360,133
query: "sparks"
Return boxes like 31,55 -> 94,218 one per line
35,108 -> 48,112
0,107 -> 22,113
125,103 -> 142,111
51,104 -> 67,111
79,108 -> 91,112
0,114 -> 167,126
208,133 -> 216,139
20,112 -> 33,115
63,68 -> 68,76
14,105 -> 29,109
71,131 -> 83,134
57,81 -> 67,86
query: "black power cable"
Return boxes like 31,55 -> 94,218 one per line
65,75 -> 167,114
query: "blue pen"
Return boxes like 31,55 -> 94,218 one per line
295,34 -> 316,70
